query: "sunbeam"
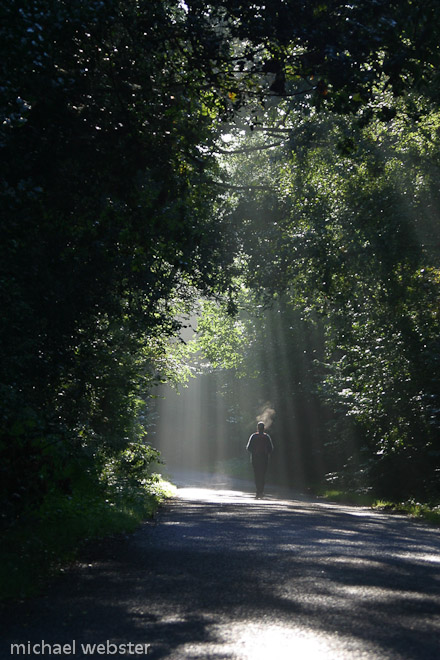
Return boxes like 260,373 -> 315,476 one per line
152,300 -> 331,497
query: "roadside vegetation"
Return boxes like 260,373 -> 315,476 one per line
316,489 -> 440,526
1,445 -> 175,601
373,501 -> 440,525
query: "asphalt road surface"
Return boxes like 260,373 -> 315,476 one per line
2,471 -> 440,659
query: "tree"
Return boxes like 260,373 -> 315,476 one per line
3,0 -> 440,519
0,0 -> 241,518
197,90 -> 440,498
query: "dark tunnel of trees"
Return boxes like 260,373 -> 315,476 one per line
2,0 -> 440,548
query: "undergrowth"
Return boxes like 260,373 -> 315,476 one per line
316,489 -> 375,507
0,471 -> 175,601
317,489 -> 440,525
372,499 -> 440,524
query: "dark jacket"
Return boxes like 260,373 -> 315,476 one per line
246,431 -> 274,459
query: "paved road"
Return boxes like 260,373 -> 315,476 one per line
2,474 -> 440,659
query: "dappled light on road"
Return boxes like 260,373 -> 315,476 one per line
2,478 -> 440,660
158,482 -> 440,658
188,621 -> 337,660
176,487 -> 256,504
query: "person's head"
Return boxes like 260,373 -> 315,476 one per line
257,421 -> 265,433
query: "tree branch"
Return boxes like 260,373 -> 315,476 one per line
212,181 -> 275,191
214,140 -> 284,155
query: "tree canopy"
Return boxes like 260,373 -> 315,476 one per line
2,0 -> 440,522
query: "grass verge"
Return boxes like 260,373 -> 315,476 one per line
317,489 -> 440,525
372,499 -> 440,524
316,489 -> 376,507
0,474 -> 176,602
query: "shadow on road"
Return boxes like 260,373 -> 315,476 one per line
2,471 -> 440,659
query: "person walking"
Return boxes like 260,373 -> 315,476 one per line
246,421 -> 274,498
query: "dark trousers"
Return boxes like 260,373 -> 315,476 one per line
252,455 -> 268,494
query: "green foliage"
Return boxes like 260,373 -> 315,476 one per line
373,500 -> 440,525
316,489 -> 376,508
192,297 -> 259,375
289,106 -> 440,497
4,0 -> 440,535
192,90 -> 440,499
0,446 -> 174,601
183,0 -> 440,117
316,491 -> 440,524
0,0 -> 240,521
312,490 -> 440,524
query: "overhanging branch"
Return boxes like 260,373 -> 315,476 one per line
214,140 -> 284,155
212,181 -> 275,192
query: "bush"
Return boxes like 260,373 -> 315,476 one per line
0,446 -> 175,601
